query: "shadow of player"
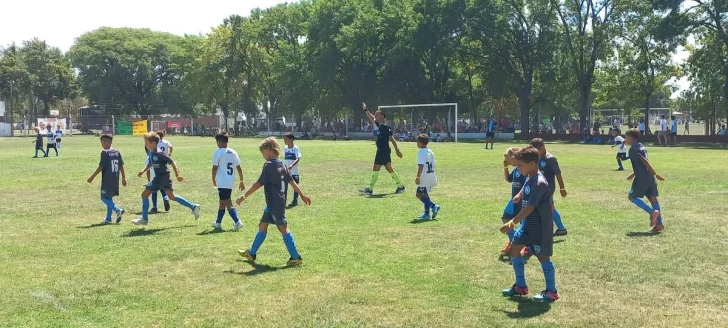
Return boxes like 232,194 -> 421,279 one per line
196,229 -> 230,236
224,261 -> 295,277
502,297 -> 552,319
409,218 -> 437,224
367,193 -> 388,199
121,224 -> 195,237
77,222 -> 115,229
626,231 -> 661,237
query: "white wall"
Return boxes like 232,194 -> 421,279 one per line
0,123 -> 11,137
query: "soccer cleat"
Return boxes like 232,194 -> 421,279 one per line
650,210 -> 660,228
553,229 -> 568,236
432,204 -> 441,219
131,217 -> 148,225
115,209 -> 125,224
149,208 -> 159,214
288,201 -> 298,208
238,249 -> 256,262
502,285 -> 529,296
232,221 -> 244,231
359,188 -> 373,195
395,186 -> 406,194
163,199 -> 171,212
500,242 -> 512,255
652,224 -> 664,233
211,222 -> 222,230
287,257 -> 303,266
534,290 -> 560,302
416,213 -> 431,220
99,219 -> 112,225
192,205 -> 201,220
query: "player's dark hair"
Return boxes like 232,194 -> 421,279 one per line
529,138 -> 545,149
416,134 -> 429,145
157,130 -> 166,138
215,131 -> 229,143
625,128 -> 641,140
516,147 -> 540,164
100,134 -> 113,142
671,115 -> 676,120
284,132 -> 295,141
144,131 -> 160,144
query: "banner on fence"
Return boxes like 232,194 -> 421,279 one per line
167,121 -> 182,129
117,121 -> 132,135
132,120 -> 148,136
37,118 -> 67,134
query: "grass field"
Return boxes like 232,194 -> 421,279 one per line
1,135 -> 727,328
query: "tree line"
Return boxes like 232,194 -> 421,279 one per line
0,0 -> 726,134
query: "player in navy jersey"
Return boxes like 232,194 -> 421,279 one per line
501,147 -> 527,257
31,127 -> 46,158
625,129 -> 665,233
132,131 -> 200,225
529,138 -> 568,236
87,134 -> 127,224
236,137 -> 311,266
500,147 -> 560,302
485,117 -> 497,149
359,102 -> 405,195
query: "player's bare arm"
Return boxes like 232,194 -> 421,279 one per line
362,102 -> 376,124
168,146 -> 174,156
170,162 -> 185,182
288,179 -> 311,205
639,155 -> 664,181
627,172 -> 635,180
87,166 -> 103,183
288,158 -> 301,171
500,205 -> 535,233
390,137 -> 403,158
211,165 -> 218,186
119,165 -> 128,187
503,160 -> 511,182
236,182 -> 262,205
513,189 -> 523,203
416,164 -> 424,185
556,174 -> 567,197
137,163 -> 152,177
236,166 -> 245,191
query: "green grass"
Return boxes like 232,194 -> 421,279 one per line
1,136 -> 727,328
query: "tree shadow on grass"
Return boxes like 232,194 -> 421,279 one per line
503,297 -> 552,319
626,231 -> 660,237
224,261 -> 295,277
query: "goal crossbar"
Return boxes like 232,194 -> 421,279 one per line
377,103 -> 459,142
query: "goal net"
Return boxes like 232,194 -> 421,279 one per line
377,103 -> 459,142
150,121 -> 167,132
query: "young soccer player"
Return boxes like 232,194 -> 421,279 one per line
86,134 -> 127,224
31,127 -> 46,158
45,125 -> 58,156
415,134 -> 440,220
236,137 -> 311,266
501,147 -> 527,256
624,129 -> 665,233
359,102 -> 405,195
484,117 -> 497,149
529,138 -> 568,236
500,147 -> 560,302
670,115 -> 678,146
283,133 -> 302,207
211,131 -> 245,231
133,131 -> 200,225
154,130 -> 172,212
55,124 -> 63,149
612,129 -> 629,171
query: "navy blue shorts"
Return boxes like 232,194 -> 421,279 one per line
218,188 -> 232,200
512,225 -> 553,257
617,153 -> 628,160
486,132 -> 495,138
146,176 -> 172,192
630,179 -> 658,198
261,211 -> 287,226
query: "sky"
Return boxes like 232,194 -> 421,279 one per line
0,0 -> 690,98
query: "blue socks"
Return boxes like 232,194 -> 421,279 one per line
250,230 -> 267,255
141,197 -> 150,220
174,195 -> 195,209
511,256 -> 526,287
151,192 -> 158,208
216,210 -> 225,224
293,191 -> 299,202
631,198 -> 653,214
228,208 -> 240,223
553,209 -> 565,230
282,232 -> 301,260
160,189 -> 169,201
541,260 -> 557,291
652,202 -> 663,225
101,197 -> 119,222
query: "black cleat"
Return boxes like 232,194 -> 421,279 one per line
163,199 -> 171,212
395,186 -> 406,194
359,188 -> 373,195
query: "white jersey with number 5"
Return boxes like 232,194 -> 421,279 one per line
212,147 -> 241,189
417,147 -> 437,187
158,139 -> 173,156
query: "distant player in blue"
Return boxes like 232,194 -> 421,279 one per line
86,134 -> 127,224
501,147 -> 527,256
670,115 -> 678,146
500,147 -> 560,302
236,137 -> 311,266
624,129 -> 665,233
485,117 -> 497,150
611,129 -> 629,171
529,138 -> 568,236
31,127 -> 47,158
133,131 -> 200,225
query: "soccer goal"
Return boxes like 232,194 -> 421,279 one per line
150,121 -> 167,132
377,103 -> 459,142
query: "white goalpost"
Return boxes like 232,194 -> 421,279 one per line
377,103 -> 459,142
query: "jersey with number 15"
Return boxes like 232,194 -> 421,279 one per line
417,147 -> 437,187
212,148 -> 242,190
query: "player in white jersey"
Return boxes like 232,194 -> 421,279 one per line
283,133 -> 302,207
211,131 -> 245,231
414,134 -> 440,220
45,125 -> 58,156
153,130 -> 172,211
54,125 -> 63,149
611,129 -> 629,171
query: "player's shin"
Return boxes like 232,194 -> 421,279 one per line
630,198 -> 653,214
282,232 -> 301,260
553,210 -> 566,230
390,171 -> 403,187
540,259 -> 557,292
511,255 -> 527,287
173,195 -> 195,209
141,198 -> 150,220
250,230 -> 267,255
228,208 -> 240,223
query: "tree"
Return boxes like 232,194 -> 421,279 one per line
0,44 -> 30,118
18,39 -> 75,117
